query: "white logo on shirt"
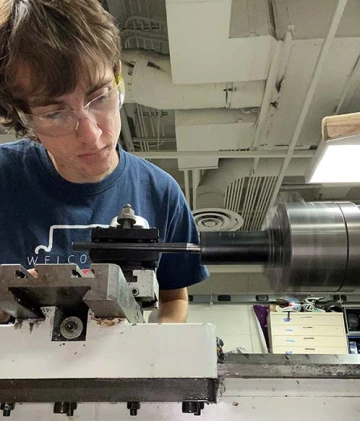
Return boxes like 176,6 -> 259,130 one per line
34,224 -> 108,254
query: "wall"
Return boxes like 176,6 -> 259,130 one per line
188,271 -> 272,295
187,303 -> 267,353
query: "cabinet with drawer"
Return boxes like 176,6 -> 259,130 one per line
268,312 -> 348,355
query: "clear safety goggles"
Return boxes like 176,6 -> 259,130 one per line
18,74 -> 125,137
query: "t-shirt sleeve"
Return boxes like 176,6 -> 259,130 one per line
156,184 -> 209,290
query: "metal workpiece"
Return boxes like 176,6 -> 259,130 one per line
0,263 -> 144,323
336,202 -> 360,292
200,231 -> 270,264
198,201 -> 360,293
219,354 -> 360,379
202,201 -> 360,292
264,201 -> 360,292
265,201 -> 349,292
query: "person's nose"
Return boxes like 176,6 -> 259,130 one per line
75,114 -> 103,143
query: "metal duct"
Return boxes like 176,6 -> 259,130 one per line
196,158 -> 310,231
121,50 -> 264,110
175,108 -> 257,171
166,0 -> 275,84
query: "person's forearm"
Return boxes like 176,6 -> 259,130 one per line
158,299 -> 188,323
0,310 -> 10,324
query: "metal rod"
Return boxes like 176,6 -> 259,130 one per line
73,242 -> 201,253
200,231 -> 270,265
266,0 -> 348,213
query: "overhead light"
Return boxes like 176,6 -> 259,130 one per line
306,134 -> 360,184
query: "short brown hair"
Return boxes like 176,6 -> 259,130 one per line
0,0 -> 121,138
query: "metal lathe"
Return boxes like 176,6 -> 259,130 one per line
1,202 -> 360,420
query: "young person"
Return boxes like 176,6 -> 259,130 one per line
0,0 -> 208,323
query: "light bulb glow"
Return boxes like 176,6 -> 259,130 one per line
306,137 -> 360,184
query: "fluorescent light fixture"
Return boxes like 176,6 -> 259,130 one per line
306,134 -> 360,183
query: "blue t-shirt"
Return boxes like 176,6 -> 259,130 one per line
0,140 -> 209,290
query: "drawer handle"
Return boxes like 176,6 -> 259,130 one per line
304,337 -> 315,340
305,348 -> 315,350
303,327 -> 313,329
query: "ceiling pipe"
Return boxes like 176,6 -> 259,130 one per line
121,50 -> 264,110
195,158 -> 309,211
280,183 -> 323,190
266,0 -> 349,213
131,150 -> 314,159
